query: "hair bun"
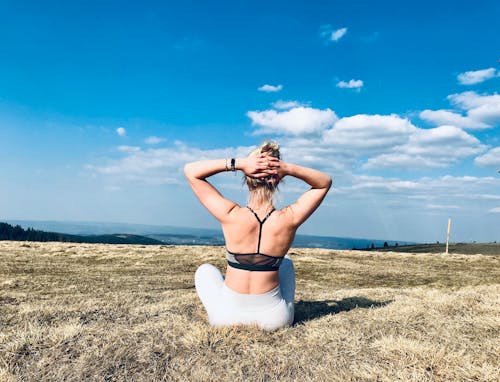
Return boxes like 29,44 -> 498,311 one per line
244,141 -> 281,204
258,141 -> 280,159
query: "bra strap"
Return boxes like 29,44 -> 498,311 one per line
246,206 -> 275,253
246,206 -> 275,224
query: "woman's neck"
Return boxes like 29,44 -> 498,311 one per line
247,196 -> 274,211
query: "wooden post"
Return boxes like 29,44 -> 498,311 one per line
445,218 -> 451,254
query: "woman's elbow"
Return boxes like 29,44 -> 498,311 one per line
313,175 -> 332,191
183,163 -> 194,179
324,176 -> 333,190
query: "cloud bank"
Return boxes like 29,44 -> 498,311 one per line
420,91 -> 500,129
246,102 -> 486,171
94,88 -> 497,188
89,142 -> 253,185
474,147 -> 500,167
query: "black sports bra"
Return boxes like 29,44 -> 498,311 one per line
226,207 -> 284,272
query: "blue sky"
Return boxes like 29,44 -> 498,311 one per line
1,0 -> 499,242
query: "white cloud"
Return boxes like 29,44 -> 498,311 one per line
419,109 -> 489,129
336,79 -> 363,89
477,194 -> 500,200
117,145 -> 141,153
320,25 -> 348,43
457,68 -> 498,85
330,27 -> 348,42
449,91 -> 498,110
323,114 -> 416,152
278,136 -> 352,171
247,106 -> 338,136
116,127 -> 126,137
258,84 -> 283,93
425,204 -> 461,210
363,125 -> 485,170
346,175 -> 420,192
405,125 -> 482,155
448,91 -> 500,126
474,147 -> 500,167
245,112 -> 422,171
363,153 -> 444,170
338,174 -> 500,197
272,100 -> 305,110
420,91 -> 500,130
145,136 -> 166,145
489,207 -> 500,213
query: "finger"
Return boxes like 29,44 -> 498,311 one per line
256,158 -> 267,165
265,157 -> 279,166
267,162 -> 280,169
262,168 -> 278,175
251,172 -> 269,178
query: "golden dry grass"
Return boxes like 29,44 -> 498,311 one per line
0,241 -> 499,381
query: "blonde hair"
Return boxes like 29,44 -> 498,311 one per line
244,141 -> 281,205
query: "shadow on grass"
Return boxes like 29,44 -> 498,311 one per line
294,297 -> 392,324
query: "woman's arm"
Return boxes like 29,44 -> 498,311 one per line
278,161 -> 332,227
184,156 -> 278,222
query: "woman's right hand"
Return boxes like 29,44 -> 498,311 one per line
238,154 -> 280,179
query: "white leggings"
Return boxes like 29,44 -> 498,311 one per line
194,255 -> 295,331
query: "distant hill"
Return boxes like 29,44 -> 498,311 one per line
0,222 -> 162,245
5,219 -> 218,237
5,219 -> 414,250
148,233 -> 225,246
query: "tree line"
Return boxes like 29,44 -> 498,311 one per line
0,222 -> 73,242
0,222 -> 162,245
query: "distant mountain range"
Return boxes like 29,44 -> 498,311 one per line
4,219 -> 415,249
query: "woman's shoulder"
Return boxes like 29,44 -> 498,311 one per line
225,204 -> 246,219
274,206 -> 294,221
274,205 -> 305,228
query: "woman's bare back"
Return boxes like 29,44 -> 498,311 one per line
222,206 -> 297,294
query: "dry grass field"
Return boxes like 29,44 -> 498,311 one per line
0,241 -> 499,381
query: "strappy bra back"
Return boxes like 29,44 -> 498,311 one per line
226,206 -> 284,272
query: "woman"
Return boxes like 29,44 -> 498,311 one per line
184,142 -> 332,330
